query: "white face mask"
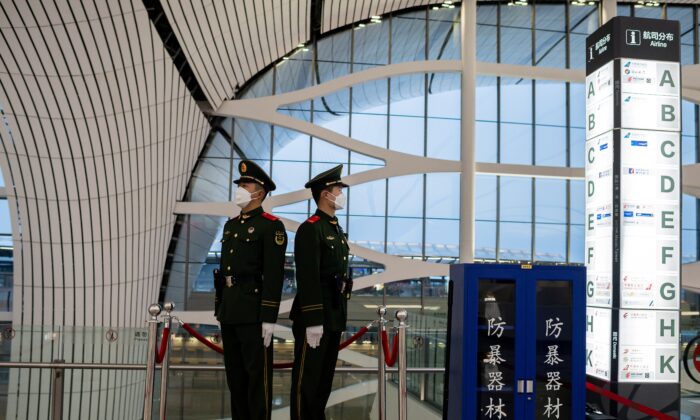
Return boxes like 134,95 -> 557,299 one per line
327,191 -> 346,210
235,187 -> 258,208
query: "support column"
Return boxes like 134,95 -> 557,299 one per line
459,0 -> 476,263
601,0 -> 617,24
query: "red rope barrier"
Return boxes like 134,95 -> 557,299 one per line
179,323 -> 371,369
273,361 -> 294,369
339,326 -> 369,351
586,381 -> 676,420
155,326 -> 170,364
381,330 -> 399,367
181,323 -> 224,354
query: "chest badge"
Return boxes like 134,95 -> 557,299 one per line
225,276 -> 233,288
326,235 -> 335,241
275,231 -> 285,246
248,227 -> 255,234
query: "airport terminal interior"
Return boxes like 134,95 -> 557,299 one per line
1,0 -> 700,419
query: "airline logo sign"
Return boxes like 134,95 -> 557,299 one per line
585,130 -> 613,308
586,307 -> 612,381
618,310 -> 679,382
586,61 -> 614,140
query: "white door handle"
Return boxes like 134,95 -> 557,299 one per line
526,380 -> 534,393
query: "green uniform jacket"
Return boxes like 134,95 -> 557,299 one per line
216,206 -> 288,325
290,209 -> 350,332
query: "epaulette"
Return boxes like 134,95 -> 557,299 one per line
262,212 -> 279,221
306,215 -> 320,224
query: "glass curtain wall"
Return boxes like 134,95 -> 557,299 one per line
161,1 -> 700,413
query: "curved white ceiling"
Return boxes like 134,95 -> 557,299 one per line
0,0 -> 210,328
161,0 -> 444,108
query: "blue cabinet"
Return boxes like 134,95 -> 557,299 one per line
446,264 -> 585,420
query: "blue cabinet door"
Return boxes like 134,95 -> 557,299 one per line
454,264 -> 585,420
522,266 -> 585,420
463,265 -> 527,420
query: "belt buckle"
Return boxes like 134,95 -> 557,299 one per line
225,276 -> 233,288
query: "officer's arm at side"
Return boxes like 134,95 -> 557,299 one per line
261,219 -> 287,323
294,222 -> 324,327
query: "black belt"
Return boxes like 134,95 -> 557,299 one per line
321,273 -> 344,283
321,273 -> 348,307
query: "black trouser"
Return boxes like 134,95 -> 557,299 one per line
290,324 -> 342,420
220,323 -> 272,420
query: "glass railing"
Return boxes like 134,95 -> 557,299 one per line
0,363 -> 443,419
0,313 -> 446,419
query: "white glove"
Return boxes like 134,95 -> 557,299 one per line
262,322 -> 275,348
306,325 -> 324,349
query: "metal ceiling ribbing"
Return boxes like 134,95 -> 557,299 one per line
0,0 -> 209,417
160,0 -> 447,109
160,0 -> 311,107
321,0 -> 446,33
0,0 -> 208,328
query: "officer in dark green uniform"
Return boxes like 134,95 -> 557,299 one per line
289,164 -> 352,420
214,160 -> 287,420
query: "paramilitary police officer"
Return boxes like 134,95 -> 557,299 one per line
290,164 -> 352,420
214,160 -> 288,420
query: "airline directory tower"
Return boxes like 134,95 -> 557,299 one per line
585,16 -> 681,417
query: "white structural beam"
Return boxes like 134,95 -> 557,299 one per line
173,163 -> 588,218
477,163 -> 584,179
601,0 -> 617,24
683,163 -> 700,199
250,60 -> 461,108
683,261 -> 700,294
477,62 -> 584,83
460,0 -> 477,263
682,64 -> 700,105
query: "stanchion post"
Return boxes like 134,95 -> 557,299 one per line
143,303 -> 162,420
377,306 -> 387,420
50,359 -> 65,420
159,302 -> 174,420
396,309 -> 408,420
